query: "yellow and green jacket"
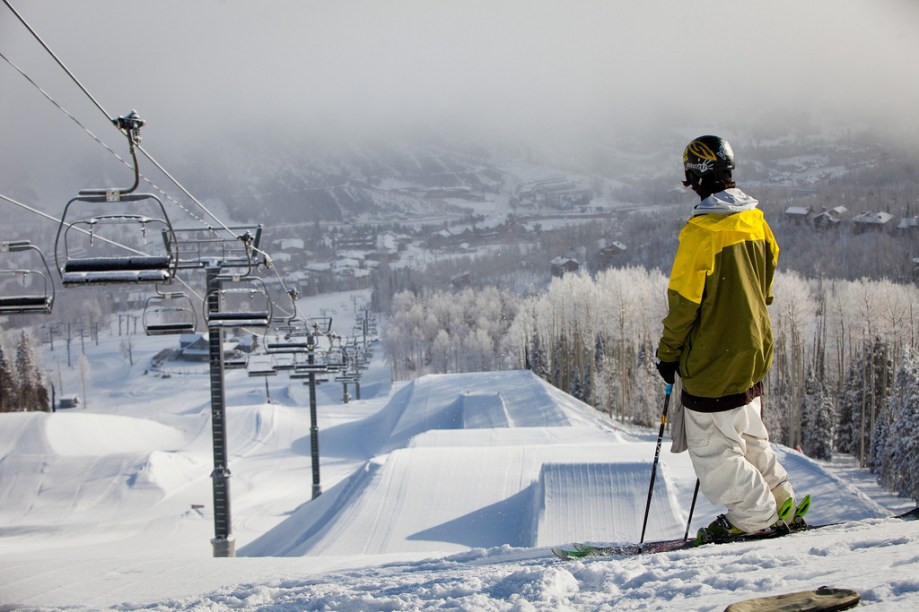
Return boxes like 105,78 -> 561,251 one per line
657,189 -> 778,409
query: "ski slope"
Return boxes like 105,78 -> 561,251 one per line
1,289 -> 917,609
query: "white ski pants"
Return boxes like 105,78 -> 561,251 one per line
684,397 -> 795,532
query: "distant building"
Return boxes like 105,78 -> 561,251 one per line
550,256 -> 579,277
178,336 -> 243,362
427,228 -> 455,249
450,271 -> 471,289
852,211 -> 894,233
784,206 -> 811,224
897,216 -> 919,233
812,210 -> 842,230
592,241 -> 628,271
58,395 -> 80,409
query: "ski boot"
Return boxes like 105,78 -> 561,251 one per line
694,515 -> 745,546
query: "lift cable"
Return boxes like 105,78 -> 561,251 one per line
1,0 -> 238,236
0,50 -> 209,227
2,0 -> 294,319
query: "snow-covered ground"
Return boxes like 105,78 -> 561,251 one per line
1,289 -> 917,611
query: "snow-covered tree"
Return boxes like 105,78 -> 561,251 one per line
801,373 -> 834,461
0,343 -> 15,413
14,331 -> 48,412
834,363 -> 860,455
879,348 -> 919,500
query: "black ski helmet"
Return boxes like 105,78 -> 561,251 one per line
682,135 -> 735,185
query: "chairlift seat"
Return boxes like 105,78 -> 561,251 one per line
145,322 -> 197,335
1,242 -> 55,314
224,358 -> 248,370
64,255 -> 172,272
0,294 -> 53,314
206,311 -> 271,328
265,340 -> 312,353
61,256 -> 173,286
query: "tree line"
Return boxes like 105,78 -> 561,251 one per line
382,268 -> 919,502
0,331 -> 50,413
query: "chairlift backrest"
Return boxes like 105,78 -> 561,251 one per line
54,192 -> 177,287
0,241 -> 55,314
246,354 -> 277,377
264,318 -> 313,353
204,275 -> 272,329
143,290 -> 197,336
171,226 -> 263,271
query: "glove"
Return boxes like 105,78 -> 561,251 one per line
655,360 -> 678,385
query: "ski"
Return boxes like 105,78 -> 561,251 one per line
551,505 -> 918,561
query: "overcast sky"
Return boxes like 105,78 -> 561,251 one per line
3,0 -> 919,171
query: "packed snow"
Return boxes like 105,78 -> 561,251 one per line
1,290 -> 917,611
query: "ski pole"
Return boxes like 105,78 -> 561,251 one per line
684,478 -> 700,541
639,383 -> 672,544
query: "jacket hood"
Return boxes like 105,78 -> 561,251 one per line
692,188 -> 759,217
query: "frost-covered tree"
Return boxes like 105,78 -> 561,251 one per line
0,343 -> 15,413
570,367 -> 583,402
769,271 -> 816,448
835,337 -> 894,467
15,331 -> 48,412
529,328 -> 548,380
801,373 -> 834,461
834,363 -> 860,455
878,348 -> 919,500
629,339 -> 661,427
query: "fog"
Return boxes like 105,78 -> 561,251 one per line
3,0 -> 919,181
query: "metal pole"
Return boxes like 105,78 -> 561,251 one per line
206,267 -> 234,557
307,345 -> 321,499
684,478 -> 701,541
639,383 -> 673,545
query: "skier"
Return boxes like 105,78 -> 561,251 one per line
655,135 -> 798,544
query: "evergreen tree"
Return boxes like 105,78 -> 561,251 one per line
629,340 -> 659,427
570,366 -> 583,402
594,333 -> 605,373
884,349 -> 919,500
581,364 -> 592,406
801,373 -> 834,461
530,328 -> 548,381
836,338 -> 894,467
834,361 -> 860,455
865,338 -> 895,469
15,331 -> 46,412
0,343 -> 15,413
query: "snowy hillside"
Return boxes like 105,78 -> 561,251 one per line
1,290 -> 917,610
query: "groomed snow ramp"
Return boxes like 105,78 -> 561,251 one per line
536,461 -> 686,546
378,371 -> 586,452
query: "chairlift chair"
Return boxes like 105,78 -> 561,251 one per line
0,241 -> 55,315
223,352 -> 249,370
204,275 -> 272,329
246,354 -> 277,378
264,318 -> 312,354
143,287 -> 197,335
271,354 -> 296,372
54,192 -> 178,287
